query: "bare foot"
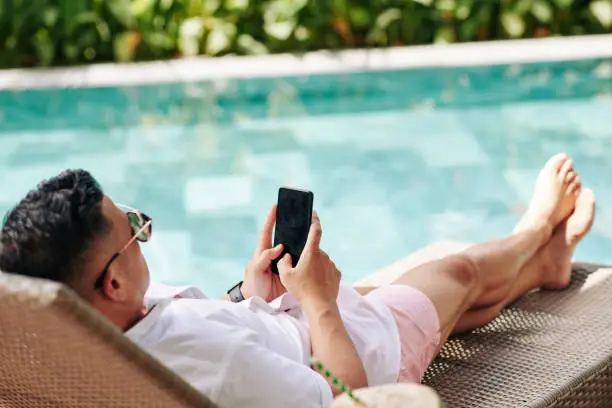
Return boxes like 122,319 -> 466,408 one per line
513,153 -> 581,236
541,188 -> 596,290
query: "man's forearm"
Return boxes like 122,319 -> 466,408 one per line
302,299 -> 368,394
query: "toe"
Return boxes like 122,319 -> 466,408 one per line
567,188 -> 595,240
565,170 -> 577,184
559,159 -> 574,183
568,179 -> 581,195
576,187 -> 594,208
546,153 -> 568,172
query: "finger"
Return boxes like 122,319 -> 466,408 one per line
304,211 -> 322,251
277,254 -> 293,275
256,204 -> 278,253
254,245 -> 283,271
264,244 -> 284,260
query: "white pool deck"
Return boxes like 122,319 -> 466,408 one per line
0,34 -> 610,91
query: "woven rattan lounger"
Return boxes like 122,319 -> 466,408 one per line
359,241 -> 612,408
0,272 -> 217,408
1,241 -> 611,407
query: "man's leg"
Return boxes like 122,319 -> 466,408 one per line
452,188 -> 594,333
360,154 -> 579,344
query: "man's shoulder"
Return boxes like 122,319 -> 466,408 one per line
145,282 -> 208,302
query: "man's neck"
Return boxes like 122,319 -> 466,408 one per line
122,305 -> 148,332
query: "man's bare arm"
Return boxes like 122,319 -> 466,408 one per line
303,298 -> 367,394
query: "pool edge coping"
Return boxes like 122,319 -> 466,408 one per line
0,34 -> 611,91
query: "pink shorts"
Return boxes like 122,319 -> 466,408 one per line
367,285 -> 440,383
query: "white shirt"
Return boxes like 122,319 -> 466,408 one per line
126,283 -> 400,408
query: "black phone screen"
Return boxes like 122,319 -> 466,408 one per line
272,187 -> 314,273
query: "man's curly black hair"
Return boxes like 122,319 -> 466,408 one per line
0,169 -> 111,288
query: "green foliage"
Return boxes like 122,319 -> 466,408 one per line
0,0 -> 608,68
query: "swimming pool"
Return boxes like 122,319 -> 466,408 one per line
0,57 -> 610,296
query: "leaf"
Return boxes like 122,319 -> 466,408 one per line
34,29 -> 55,66
515,0 -> 534,15
237,34 -> 268,55
225,0 -> 249,12
295,25 -> 309,41
459,17 -> 480,39
63,43 -> 79,62
590,0 -> 612,29
114,31 -> 140,62
206,28 -> 230,55
179,17 -> 204,56
265,20 -> 296,40
132,0 -> 155,17
203,0 -> 220,15
160,0 -> 174,12
96,20 -> 111,42
375,8 -> 402,30
501,12 -> 525,37
143,32 -> 175,51
263,0 -> 308,21
43,7 -> 59,28
84,47 -> 96,60
107,0 -> 134,28
435,26 -> 456,43
75,12 -> 100,25
437,0 -> 456,12
413,0 -> 434,6
532,0 -> 553,23
349,6 -> 371,29
205,19 -> 236,55
456,4 -> 471,20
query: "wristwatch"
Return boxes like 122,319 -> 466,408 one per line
227,281 -> 245,303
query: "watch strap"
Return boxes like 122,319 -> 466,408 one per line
227,281 -> 245,303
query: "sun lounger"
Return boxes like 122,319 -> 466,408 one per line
2,241 -> 611,407
0,272 -> 217,408
360,241 -> 612,408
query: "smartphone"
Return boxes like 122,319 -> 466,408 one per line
271,187 -> 314,274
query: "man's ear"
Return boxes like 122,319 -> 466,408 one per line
101,264 -> 126,302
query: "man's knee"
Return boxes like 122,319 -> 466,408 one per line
440,254 -> 480,292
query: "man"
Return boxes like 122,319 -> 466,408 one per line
0,153 -> 595,408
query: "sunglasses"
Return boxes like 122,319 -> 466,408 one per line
94,204 -> 153,289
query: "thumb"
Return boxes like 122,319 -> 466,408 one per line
304,211 -> 322,252
276,253 -> 293,275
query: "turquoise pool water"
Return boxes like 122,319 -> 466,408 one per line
0,58 -> 611,296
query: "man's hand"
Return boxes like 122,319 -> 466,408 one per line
241,205 -> 288,303
276,212 -> 341,306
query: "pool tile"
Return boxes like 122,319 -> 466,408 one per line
189,214 -> 257,261
142,231 -> 193,283
184,175 -> 253,214
64,151 -> 127,185
246,151 -> 313,188
317,204 -> 404,278
124,124 -> 189,165
0,163 -> 70,206
407,129 -> 490,168
504,168 -> 539,204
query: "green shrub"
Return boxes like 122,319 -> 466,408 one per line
0,0 -> 610,68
